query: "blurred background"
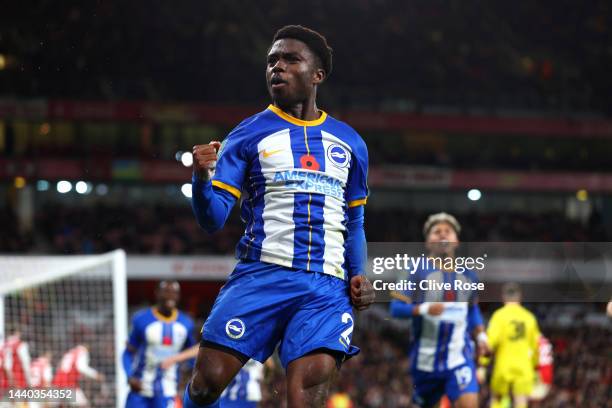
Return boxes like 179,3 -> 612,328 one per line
1,1 -> 611,407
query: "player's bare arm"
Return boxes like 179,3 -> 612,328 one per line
161,344 -> 199,370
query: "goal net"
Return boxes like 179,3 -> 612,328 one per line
0,250 -> 128,407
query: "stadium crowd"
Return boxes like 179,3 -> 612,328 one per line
256,304 -> 611,408
4,121 -> 612,172
0,204 -> 606,255
1,1 -> 611,114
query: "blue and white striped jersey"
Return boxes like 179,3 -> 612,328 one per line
212,105 -> 369,279
127,308 -> 196,397
403,267 -> 480,373
220,359 -> 264,406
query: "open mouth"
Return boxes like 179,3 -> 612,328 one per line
270,76 -> 287,88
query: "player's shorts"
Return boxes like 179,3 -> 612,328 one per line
412,362 -> 478,408
201,260 -> 359,368
220,399 -> 258,408
491,368 -> 534,397
125,392 -> 176,408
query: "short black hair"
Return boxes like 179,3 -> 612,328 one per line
502,282 -> 521,300
272,25 -> 333,77
158,280 -> 180,291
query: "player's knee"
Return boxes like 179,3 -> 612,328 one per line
453,392 -> 478,408
189,368 -> 225,404
289,359 -> 336,390
287,356 -> 337,405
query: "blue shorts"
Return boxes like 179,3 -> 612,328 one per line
125,392 -> 175,408
220,399 -> 258,408
202,260 -> 359,368
411,362 -> 478,407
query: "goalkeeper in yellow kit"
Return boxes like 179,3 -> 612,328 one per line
486,283 -> 540,408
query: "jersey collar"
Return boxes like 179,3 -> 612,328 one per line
267,104 -> 327,126
152,307 -> 178,323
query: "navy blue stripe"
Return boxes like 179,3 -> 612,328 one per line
132,345 -> 147,379
237,151 -> 266,260
307,193 -> 326,271
292,193 -> 311,270
304,128 -> 326,272
162,322 -> 172,343
306,127 -> 325,173
153,366 -> 163,396
436,322 -> 454,372
290,127 -> 310,270
434,322 -> 446,372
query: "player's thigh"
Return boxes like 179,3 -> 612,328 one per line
452,392 -> 478,408
286,351 -> 338,406
512,374 -> 535,398
278,272 -> 358,368
191,345 -> 245,393
445,363 -> 478,407
489,370 -> 511,398
411,371 -> 446,408
287,351 -> 339,388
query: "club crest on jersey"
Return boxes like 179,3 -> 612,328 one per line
326,144 -> 350,168
225,318 -> 246,339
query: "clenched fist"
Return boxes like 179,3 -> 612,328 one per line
350,275 -> 375,311
193,141 -> 221,181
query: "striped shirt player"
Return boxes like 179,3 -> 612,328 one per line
28,353 -> 53,408
531,335 -> 553,401
30,353 -> 53,388
53,345 -> 102,407
390,265 -> 484,407
203,104 -> 368,278
191,103 -> 369,369
124,307 -> 196,407
0,340 -> 5,396
3,333 -> 32,389
185,26 -> 373,408
389,212 -> 487,408
219,360 -> 264,408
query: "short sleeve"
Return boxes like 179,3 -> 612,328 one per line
346,134 -> 369,207
211,126 -> 249,199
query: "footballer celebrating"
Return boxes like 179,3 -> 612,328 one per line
187,25 -> 374,408
123,280 -> 196,408
389,213 -> 489,408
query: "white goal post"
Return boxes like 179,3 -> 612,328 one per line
0,249 -> 128,407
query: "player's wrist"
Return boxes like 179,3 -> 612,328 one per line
193,169 -> 211,182
476,331 -> 488,345
417,302 -> 431,315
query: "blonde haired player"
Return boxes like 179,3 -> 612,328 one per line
390,213 -> 489,408
486,283 -> 540,408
